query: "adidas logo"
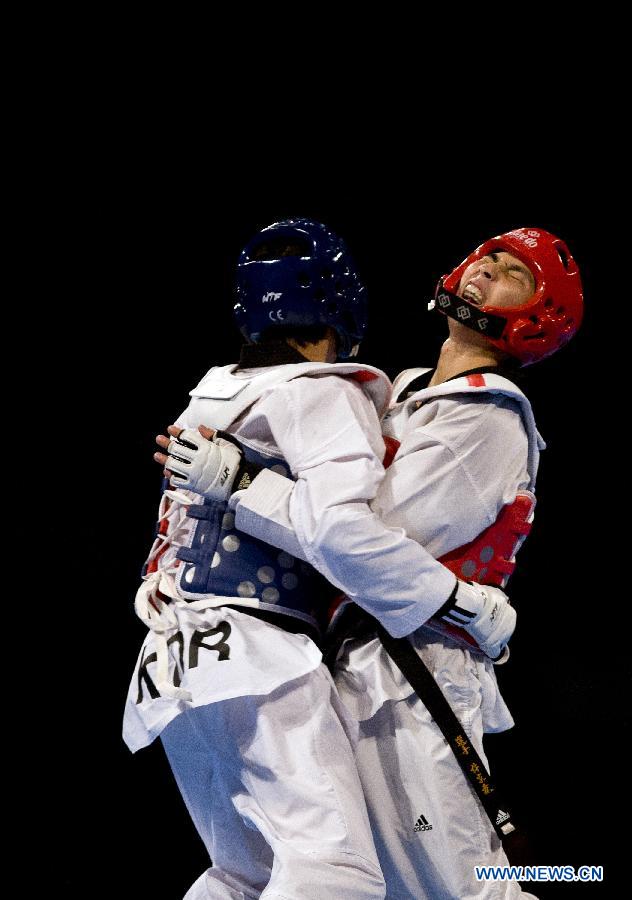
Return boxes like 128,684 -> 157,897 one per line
413,814 -> 433,833
495,809 -> 510,825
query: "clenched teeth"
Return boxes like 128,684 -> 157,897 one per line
462,283 -> 483,304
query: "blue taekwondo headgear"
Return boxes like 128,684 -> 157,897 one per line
233,218 -> 368,358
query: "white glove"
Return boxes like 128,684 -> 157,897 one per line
166,429 -> 244,502
441,581 -> 516,661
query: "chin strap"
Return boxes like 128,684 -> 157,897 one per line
429,281 -> 507,340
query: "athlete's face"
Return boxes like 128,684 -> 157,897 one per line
458,251 -> 535,310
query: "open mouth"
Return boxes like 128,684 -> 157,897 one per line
461,283 -> 484,306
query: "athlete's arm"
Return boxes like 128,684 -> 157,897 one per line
233,374 -> 459,638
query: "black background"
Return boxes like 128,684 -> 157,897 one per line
47,164 -> 624,898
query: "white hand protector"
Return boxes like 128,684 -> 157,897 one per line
166,429 -> 244,501
442,581 -> 516,661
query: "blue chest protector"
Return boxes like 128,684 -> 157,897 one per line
174,445 -> 333,634
152,360 -> 390,636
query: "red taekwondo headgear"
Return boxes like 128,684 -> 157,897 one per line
430,227 -> 584,365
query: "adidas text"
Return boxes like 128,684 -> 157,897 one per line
414,815 -> 433,833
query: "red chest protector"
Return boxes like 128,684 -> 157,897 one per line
329,434 -> 535,636
438,492 -> 535,589
358,437 -> 536,648
432,490 -> 535,648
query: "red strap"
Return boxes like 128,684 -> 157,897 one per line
146,510 -> 171,575
327,592 -> 348,623
430,620 -> 481,649
347,370 -> 379,382
382,435 -> 401,469
467,374 -> 487,387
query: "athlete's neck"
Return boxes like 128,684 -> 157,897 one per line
428,319 -> 512,387
286,332 -> 337,363
428,337 -> 502,387
238,331 -> 337,369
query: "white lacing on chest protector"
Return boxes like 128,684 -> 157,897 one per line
134,488 -> 231,701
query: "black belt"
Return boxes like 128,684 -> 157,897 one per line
324,604 -> 518,842
377,624 -> 517,841
322,603 -> 376,670
225,605 -> 321,644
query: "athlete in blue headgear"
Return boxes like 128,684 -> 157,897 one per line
125,219 -> 515,900
233,218 -> 368,358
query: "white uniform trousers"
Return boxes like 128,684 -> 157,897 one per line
161,664 -> 385,900
353,693 -> 537,899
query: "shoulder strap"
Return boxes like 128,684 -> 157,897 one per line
188,362 -> 391,430
391,367 -> 433,403
401,372 -> 544,491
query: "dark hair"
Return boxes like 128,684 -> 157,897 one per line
257,323 -> 337,348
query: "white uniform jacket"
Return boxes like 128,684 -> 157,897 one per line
233,366 -> 545,732
124,362 -> 464,751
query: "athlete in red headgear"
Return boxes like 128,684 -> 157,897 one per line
153,226 -> 583,898
431,227 -> 583,365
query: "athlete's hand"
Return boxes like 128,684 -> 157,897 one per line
154,425 -> 216,476
442,582 -> 516,661
154,425 -> 244,501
